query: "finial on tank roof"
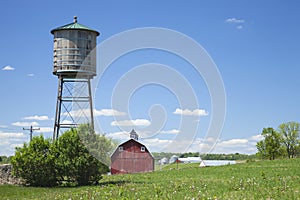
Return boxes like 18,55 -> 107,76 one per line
74,16 -> 77,23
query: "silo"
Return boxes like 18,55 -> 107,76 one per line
51,17 -> 99,140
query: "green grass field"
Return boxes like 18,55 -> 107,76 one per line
1,159 -> 299,199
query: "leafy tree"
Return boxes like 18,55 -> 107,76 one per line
256,140 -> 267,159
11,135 -> 57,187
278,122 -> 300,158
77,124 -> 116,166
11,124 -> 113,187
53,127 -> 110,186
256,127 -> 282,160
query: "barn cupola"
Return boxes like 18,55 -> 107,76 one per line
129,129 -> 139,140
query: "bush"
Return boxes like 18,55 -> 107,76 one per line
11,125 -> 111,187
77,124 -> 117,165
11,136 -> 56,187
53,128 -> 109,186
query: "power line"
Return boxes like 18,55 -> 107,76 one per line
23,126 -> 40,142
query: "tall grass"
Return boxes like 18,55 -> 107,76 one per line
1,159 -> 299,199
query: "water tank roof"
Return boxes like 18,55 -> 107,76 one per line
51,16 -> 100,36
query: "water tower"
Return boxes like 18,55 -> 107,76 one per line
51,17 -> 99,140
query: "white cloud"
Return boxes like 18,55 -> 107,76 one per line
173,108 -> 208,116
204,137 -> 219,143
64,109 -> 126,117
144,138 -> 173,145
2,65 -> 15,71
101,131 -> 259,154
106,131 -> 129,140
236,25 -> 243,29
0,125 -> 8,128
94,109 -> 126,116
102,131 -> 262,154
0,126 -> 52,156
12,121 -> 39,127
225,18 -> 245,23
36,127 -> 53,133
27,73 -> 34,77
185,135 -> 261,155
111,119 -> 151,127
61,120 -> 73,124
159,129 -> 180,134
249,134 -> 263,142
0,128 -> 53,156
0,131 -> 27,156
105,130 -> 154,140
0,132 -> 26,139
10,143 -> 23,149
142,138 -> 173,152
63,109 -> 89,117
219,139 -> 248,146
22,115 -> 49,121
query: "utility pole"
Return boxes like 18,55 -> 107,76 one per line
23,126 -> 40,142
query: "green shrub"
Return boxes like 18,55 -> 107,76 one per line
11,125 -> 110,187
53,128 -> 109,186
11,136 -> 57,187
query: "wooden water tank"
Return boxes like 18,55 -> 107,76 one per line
51,16 -> 99,78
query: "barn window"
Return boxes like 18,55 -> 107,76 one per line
119,146 -> 123,152
141,146 -> 145,152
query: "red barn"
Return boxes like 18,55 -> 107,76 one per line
110,130 -> 154,174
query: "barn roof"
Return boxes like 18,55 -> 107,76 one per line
112,138 -> 154,158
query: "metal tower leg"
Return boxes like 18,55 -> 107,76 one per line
88,78 -> 94,131
53,76 -> 63,141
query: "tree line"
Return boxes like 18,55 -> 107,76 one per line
256,121 -> 300,160
0,156 -> 11,164
179,152 -> 256,160
152,152 -> 256,162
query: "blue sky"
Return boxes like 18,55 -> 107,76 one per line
1,0 -> 300,156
